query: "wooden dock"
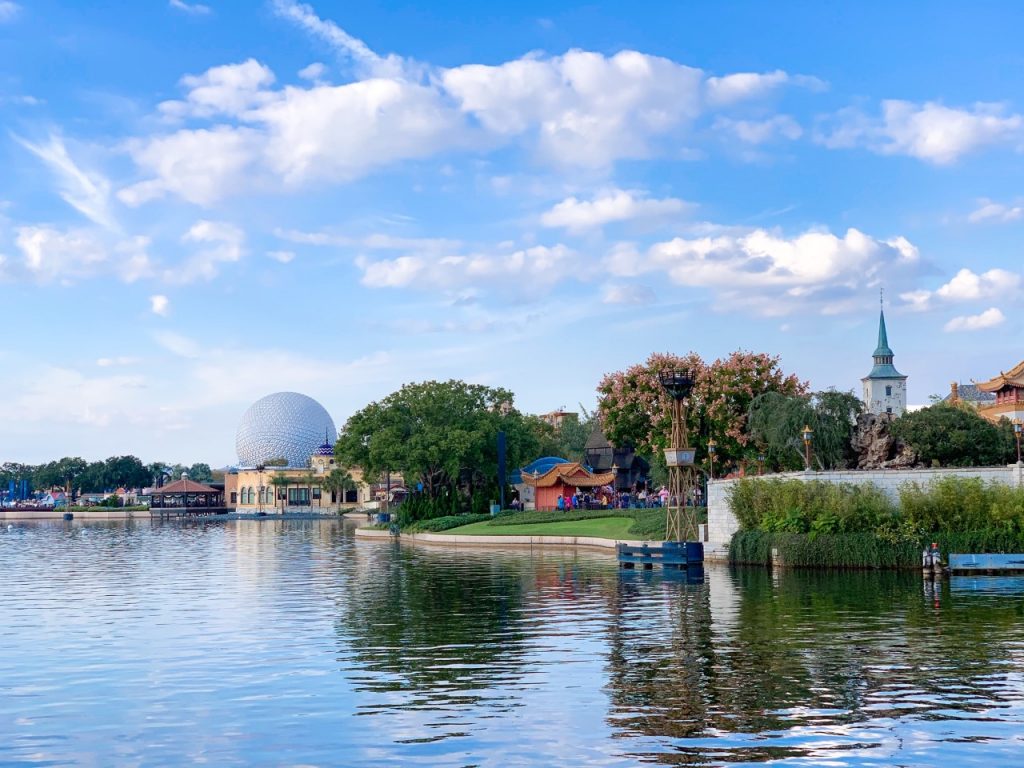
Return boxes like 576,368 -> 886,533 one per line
617,541 -> 704,570
948,553 -> 1024,573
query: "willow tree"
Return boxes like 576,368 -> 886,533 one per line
747,390 -> 863,471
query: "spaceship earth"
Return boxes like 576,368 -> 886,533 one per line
235,392 -> 336,468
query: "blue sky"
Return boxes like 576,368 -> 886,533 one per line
1,0 -> 1023,465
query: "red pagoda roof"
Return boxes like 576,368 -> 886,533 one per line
522,461 -> 615,489
977,359 -> 1024,392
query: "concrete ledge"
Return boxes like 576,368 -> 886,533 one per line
354,526 -> 729,561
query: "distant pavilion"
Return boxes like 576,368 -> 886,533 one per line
523,462 -> 616,511
149,476 -> 224,513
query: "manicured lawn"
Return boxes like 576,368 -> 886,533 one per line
444,516 -> 636,539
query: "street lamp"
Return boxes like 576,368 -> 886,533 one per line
707,438 -> 717,480
1013,419 -> 1023,465
802,425 -> 814,471
757,453 -> 766,476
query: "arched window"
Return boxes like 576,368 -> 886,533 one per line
246,487 -> 255,505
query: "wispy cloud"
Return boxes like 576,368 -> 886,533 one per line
169,0 -> 211,16
944,307 -> 1006,332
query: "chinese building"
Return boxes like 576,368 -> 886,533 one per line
974,361 -> 1024,423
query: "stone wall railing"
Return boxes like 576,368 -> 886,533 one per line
706,464 -> 1024,547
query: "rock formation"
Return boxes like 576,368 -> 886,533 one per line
850,412 -> 919,469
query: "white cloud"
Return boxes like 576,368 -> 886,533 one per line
713,115 -> 803,144
610,226 -> 921,315
0,1 -> 20,23
170,220 -> 245,282
944,307 -> 1006,332
13,226 -> 153,283
901,267 -> 1021,311
267,249 -> 295,263
357,243 -> 579,299
14,133 -> 117,229
119,127 -> 259,206
159,59 -> 274,119
120,8 -> 823,205
169,0 -> 211,15
705,70 -> 824,106
271,0 -> 407,78
602,283 -> 655,304
968,198 -> 1024,224
540,189 -> 690,233
817,100 -> 1023,164
96,356 -> 140,367
153,330 -> 202,358
298,62 -> 327,81
443,49 -> 704,167
150,294 -> 170,316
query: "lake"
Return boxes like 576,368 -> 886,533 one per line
1,519 -> 1022,766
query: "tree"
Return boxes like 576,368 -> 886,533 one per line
323,467 -> 356,506
892,403 -> 1013,467
270,474 -> 291,512
187,463 -> 214,483
335,379 -> 541,501
747,390 -> 863,471
598,351 -> 806,474
33,457 -> 88,493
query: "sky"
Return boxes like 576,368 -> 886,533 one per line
1,0 -> 1023,466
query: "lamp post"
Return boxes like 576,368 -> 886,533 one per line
1013,419 -> 1023,465
257,464 -> 265,514
802,425 -> 814,471
757,453 -> 766,476
657,368 -> 698,542
707,438 -> 717,480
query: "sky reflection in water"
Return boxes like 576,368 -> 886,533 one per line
0,520 -> 1022,766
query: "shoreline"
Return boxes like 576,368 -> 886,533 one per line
354,525 -> 730,561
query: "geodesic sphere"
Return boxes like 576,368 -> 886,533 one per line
235,392 -> 336,468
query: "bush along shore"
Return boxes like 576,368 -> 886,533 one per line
727,476 -> 1024,569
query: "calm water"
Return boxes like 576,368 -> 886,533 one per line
1,520 -> 1022,767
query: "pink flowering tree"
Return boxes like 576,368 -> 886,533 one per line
598,350 -> 807,474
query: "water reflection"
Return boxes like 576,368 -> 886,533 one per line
1,521 -> 1022,766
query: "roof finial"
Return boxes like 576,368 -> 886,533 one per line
880,286 -> 884,309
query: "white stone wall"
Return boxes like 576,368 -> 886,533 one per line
862,377 -> 907,416
707,465 -> 1024,547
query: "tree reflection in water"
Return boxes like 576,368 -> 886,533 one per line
604,566 -> 1024,764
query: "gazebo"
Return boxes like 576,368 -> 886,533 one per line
149,476 -> 224,513
522,462 -> 616,511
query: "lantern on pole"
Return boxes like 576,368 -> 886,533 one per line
658,368 -> 699,542
802,424 -> 814,471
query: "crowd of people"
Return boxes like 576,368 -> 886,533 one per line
554,486 -> 704,511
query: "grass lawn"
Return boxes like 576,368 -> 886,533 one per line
445,516 -> 636,539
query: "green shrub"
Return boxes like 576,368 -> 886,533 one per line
404,513 -> 492,532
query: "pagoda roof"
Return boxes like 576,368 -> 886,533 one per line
977,360 -> 1024,392
522,462 -> 616,489
154,478 -> 220,495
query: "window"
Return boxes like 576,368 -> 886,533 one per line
886,407 -> 892,414
230,492 -> 237,504
885,385 -> 892,397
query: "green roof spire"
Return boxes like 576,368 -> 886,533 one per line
864,290 -> 905,380
874,307 -> 894,357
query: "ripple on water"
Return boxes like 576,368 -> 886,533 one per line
2,520 -> 1024,766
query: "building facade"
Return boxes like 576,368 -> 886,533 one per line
975,360 -> 1024,423
861,307 -> 907,417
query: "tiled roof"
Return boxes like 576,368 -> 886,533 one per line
977,360 -> 1024,392
154,478 -> 220,494
944,384 -> 996,403
522,461 -> 616,489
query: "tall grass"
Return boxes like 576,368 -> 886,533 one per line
728,476 -> 1024,568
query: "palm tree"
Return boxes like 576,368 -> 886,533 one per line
323,468 -> 356,512
269,474 -> 291,513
